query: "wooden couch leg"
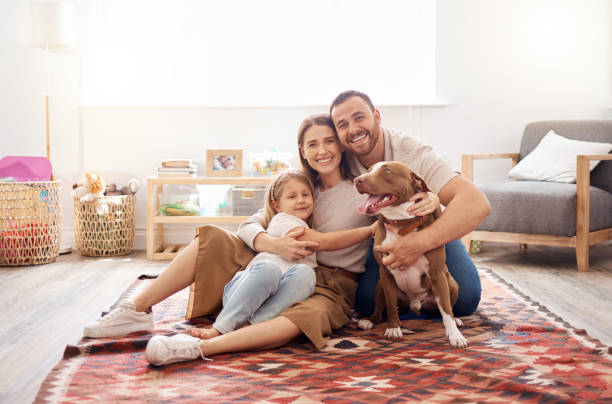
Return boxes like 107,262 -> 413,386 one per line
575,154 -> 591,272
576,241 -> 589,272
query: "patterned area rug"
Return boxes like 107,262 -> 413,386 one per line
36,269 -> 612,403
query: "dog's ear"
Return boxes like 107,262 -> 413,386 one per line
410,172 -> 432,194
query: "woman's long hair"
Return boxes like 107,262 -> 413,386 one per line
297,114 -> 353,187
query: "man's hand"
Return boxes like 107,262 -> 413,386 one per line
374,231 -> 426,270
269,227 -> 319,261
408,191 -> 440,217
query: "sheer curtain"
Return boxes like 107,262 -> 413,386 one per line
83,0 -> 436,106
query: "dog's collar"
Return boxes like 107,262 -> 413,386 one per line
382,216 -> 428,235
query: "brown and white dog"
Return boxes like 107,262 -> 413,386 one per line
354,161 -> 467,348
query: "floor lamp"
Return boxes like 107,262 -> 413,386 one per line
29,1 -> 76,176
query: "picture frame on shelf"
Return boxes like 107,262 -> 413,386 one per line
205,149 -> 243,177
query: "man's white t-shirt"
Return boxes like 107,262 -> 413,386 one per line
347,127 -> 459,194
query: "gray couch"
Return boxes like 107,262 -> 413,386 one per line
462,120 -> 612,271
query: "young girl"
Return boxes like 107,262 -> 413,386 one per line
189,169 -> 376,340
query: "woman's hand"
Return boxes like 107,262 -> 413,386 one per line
369,221 -> 378,236
408,192 -> 440,217
253,227 -> 319,261
273,227 -> 319,261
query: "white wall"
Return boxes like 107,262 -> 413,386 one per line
2,0 -> 611,249
2,0 -> 81,247
431,0 -> 612,183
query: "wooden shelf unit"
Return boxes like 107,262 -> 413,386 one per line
146,176 -> 272,260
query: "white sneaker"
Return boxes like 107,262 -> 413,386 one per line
83,300 -> 153,338
146,334 -> 209,366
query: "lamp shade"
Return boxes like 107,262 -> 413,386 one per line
29,1 -> 76,53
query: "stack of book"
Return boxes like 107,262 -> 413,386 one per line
157,159 -> 197,177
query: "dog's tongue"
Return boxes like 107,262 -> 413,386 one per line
357,194 -> 386,215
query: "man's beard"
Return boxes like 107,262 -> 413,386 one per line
348,122 -> 381,156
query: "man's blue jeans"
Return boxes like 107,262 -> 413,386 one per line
354,239 -> 481,319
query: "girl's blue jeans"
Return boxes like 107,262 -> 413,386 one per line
355,239 -> 481,319
213,260 -> 316,334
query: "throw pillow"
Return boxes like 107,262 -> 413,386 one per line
508,130 -> 612,183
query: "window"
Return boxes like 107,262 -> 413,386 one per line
83,0 -> 436,106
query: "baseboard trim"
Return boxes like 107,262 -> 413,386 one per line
62,223 -> 239,251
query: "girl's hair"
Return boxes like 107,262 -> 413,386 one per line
297,113 -> 353,186
262,169 -> 315,228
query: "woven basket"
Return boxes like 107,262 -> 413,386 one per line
73,195 -> 135,256
0,181 -> 62,266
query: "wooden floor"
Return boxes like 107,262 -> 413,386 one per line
0,243 -> 610,404
0,251 -> 166,404
471,242 -> 612,348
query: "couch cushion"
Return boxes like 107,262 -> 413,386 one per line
476,181 -> 612,236
509,130 -> 612,183
520,121 -> 612,193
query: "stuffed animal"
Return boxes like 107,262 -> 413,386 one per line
72,172 -> 106,202
104,178 -> 140,196
124,178 -> 141,195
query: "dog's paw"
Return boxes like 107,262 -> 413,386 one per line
358,319 -> 374,330
448,331 -> 468,348
384,327 -> 403,339
409,301 -> 422,315
454,317 -> 463,327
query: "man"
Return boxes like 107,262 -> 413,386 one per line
329,90 -> 491,316
249,91 -> 489,318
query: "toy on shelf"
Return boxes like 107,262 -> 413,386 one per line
159,201 -> 200,216
250,151 -> 291,176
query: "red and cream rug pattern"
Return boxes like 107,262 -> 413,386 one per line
35,269 -> 612,403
